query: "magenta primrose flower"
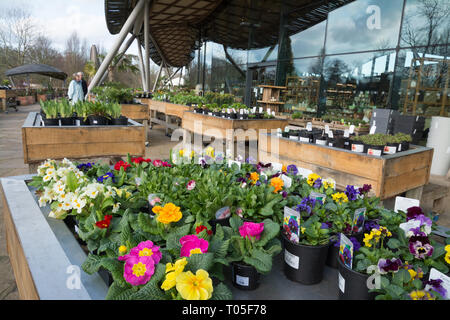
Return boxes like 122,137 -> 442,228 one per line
180,234 -> 209,257
187,180 -> 196,190
123,255 -> 155,286
239,222 -> 264,241
118,240 -> 162,265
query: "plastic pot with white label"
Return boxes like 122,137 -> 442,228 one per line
282,233 -> 329,285
337,257 -> 376,300
366,145 -> 384,157
383,143 -> 398,155
231,262 -> 260,290
351,142 -> 364,153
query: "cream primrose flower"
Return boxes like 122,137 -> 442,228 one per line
62,193 -> 75,211
53,181 -> 66,195
38,196 -> 50,207
112,203 -> 121,213
71,197 -> 86,214
83,183 -> 103,199
105,186 -> 115,198
43,174 -> 52,182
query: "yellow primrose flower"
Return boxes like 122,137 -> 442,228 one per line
363,232 -> 374,247
179,149 -> 185,157
205,147 -> 214,158
161,258 -> 188,291
301,227 -> 306,234
307,173 -> 321,186
119,245 -> 127,254
445,245 -> 450,253
176,269 -> 213,300
152,203 -> 182,224
410,290 -> 435,300
445,253 -> 450,265
270,177 -> 284,193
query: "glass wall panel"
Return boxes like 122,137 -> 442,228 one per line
326,0 -> 403,54
248,45 -> 278,64
289,21 -> 326,58
282,58 -> 323,112
322,51 -> 397,114
391,46 -> 449,116
400,0 -> 450,48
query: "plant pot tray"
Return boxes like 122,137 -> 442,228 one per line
259,134 -> 434,200
182,111 -> 288,141
22,112 -> 145,165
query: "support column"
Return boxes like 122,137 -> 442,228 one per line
87,0 -> 146,93
144,0 -> 150,92
136,38 -> 147,90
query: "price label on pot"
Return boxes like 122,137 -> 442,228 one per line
338,273 -> 345,293
429,268 -> 450,299
228,160 -> 241,169
284,249 -> 299,269
324,125 -> 330,134
306,122 -> 312,131
344,129 -> 350,138
328,130 -> 334,138
394,196 -> 420,213
235,275 -> 249,287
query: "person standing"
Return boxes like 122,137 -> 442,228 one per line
67,73 -> 84,104
77,72 -> 88,97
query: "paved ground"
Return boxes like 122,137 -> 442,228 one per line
0,104 -> 177,300
0,104 -> 448,299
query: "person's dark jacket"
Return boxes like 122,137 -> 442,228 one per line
81,79 -> 88,97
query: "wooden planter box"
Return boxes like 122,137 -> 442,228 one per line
0,173 -> 338,300
22,112 -> 145,167
120,103 -> 149,122
288,118 -> 369,135
182,112 -> 288,141
37,94 -> 47,102
0,89 -> 17,111
17,96 -> 35,106
259,134 -> 434,200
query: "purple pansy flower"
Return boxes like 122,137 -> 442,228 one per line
286,164 -> 298,176
406,206 -> 424,221
409,240 -> 433,259
97,172 -> 115,183
377,258 -> 402,274
425,279 -> 447,298
313,178 -> 322,189
345,185 -> 359,201
334,236 -> 361,252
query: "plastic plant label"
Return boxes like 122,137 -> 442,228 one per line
351,208 -> 366,233
328,130 -> 334,139
253,107 -> 257,113
369,126 -> 376,134
394,196 -> 420,213
349,125 -> 355,134
272,162 -> 283,172
235,275 -> 249,287
284,249 -> 299,269
324,125 -> 330,134
267,108 -> 271,114
300,137 -> 310,143
306,122 -> 313,131
93,120 -> 98,125
428,268 -> 450,299
283,206 -> 300,243
383,145 -> 397,154
240,109 -> 244,114
351,144 -> 364,153
281,174 -> 292,188
215,207 -> 231,220
399,219 -> 421,235
339,273 -> 345,293
228,160 -> 241,169
74,225 -> 79,235
75,120 -> 80,126
339,233 -> 354,269
344,129 -> 350,138
259,107 -> 263,113
289,135 -> 299,141
297,167 -> 313,178
310,192 -> 326,203
284,127 -> 290,133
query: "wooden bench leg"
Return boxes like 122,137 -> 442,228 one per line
1,98 -> 6,112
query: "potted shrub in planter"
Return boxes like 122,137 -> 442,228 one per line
394,133 -> 412,152
108,102 -> 128,125
87,101 -> 109,125
73,101 -> 89,125
225,216 -> 282,290
59,99 -> 75,126
40,100 -> 59,126
365,134 -> 386,157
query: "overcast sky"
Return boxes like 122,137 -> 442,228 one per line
0,0 -> 140,55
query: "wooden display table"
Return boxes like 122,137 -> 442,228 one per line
182,112 -> 288,141
142,99 -> 192,135
259,134 -> 433,200
22,112 -> 145,172
257,85 -> 286,113
288,118 -> 370,136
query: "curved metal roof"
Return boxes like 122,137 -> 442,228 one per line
105,0 -> 354,67
5,64 -> 68,80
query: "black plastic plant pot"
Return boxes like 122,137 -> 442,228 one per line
78,117 -> 90,126
88,116 -> 108,125
209,216 -> 231,233
337,257 -> 376,300
42,118 -> 59,126
314,135 -> 328,146
399,141 -> 410,152
281,132 -> 289,138
366,145 -> 384,157
111,116 -> 128,125
231,262 -> 260,290
282,233 -> 329,285
383,143 -> 398,155
60,117 -> 75,126
326,243 -> 339,268
230,113 -> 237,119
343,137 -> 351,150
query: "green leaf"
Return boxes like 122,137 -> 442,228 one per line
229,215 -> 243,233
257,219 -> 279,247
244,248 -> 273,274
81,254 -> 103,274
105,281 -> 134,300
66,171 -> 78,192
211,283 -> 233,300
387,238 -> 401,249
187,252 -> 215,272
